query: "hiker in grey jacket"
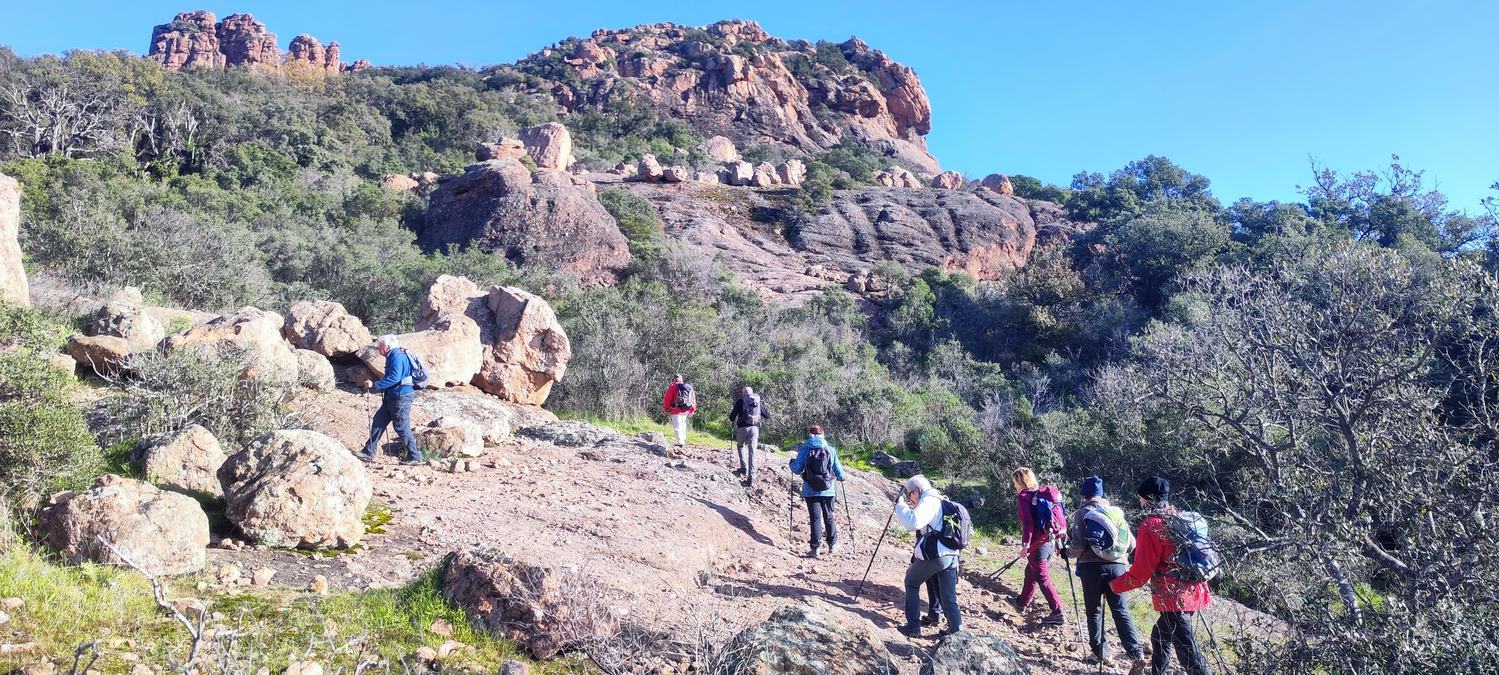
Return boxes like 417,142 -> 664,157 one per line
1068,476 -> 1144,667
894,474 -> 961,637
728,386 -> 770,485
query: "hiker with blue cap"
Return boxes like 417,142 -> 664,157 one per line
1068,475 -> 1145,669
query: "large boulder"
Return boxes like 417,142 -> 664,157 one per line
726,161 -> 754,186
719,603 -> 896,675
920,632 -> 1028,675
420,159 -> 630,286
751,162 -> 780,187
39,475 -> 209,576
477,138 -> 527,162
636,154 -> 664,182
517,122 -> 573,170
699,135 -> 740,162
777,159 -> 807,187
443,547 -> 618,659
981,174 -> 1015,196
90,287 -> 165,349
162,307 -> 299,384
131,425 -> 227,499
282,300 -> 371,358
931,171 -> 964,190
294,348 -> 336,390
0,173 -> 27,307
873,165 -> 921,188
473,286 -> 571,405
65,334 -> 135,376
417,417 -> 485,458
218,430 -> 372,549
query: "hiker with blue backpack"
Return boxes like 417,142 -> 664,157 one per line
1068,475 -> 1146,669
1007,467 -> 1067,626
788,424 -> 845,558
892,474 -> 969,638
358,335 -> 427,466
1110,475 -> 1214,675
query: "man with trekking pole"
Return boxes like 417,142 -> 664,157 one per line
1069,475 -> 1146,669
1111,476 -> 1213,675
728,386 -> 769,486
357,335 -> 426,466
891,475 -> 967,638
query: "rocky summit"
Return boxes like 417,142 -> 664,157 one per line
515,20 -> 939,174
148,10 -> 359,74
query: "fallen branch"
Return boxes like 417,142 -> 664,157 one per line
95,536 -> 206,673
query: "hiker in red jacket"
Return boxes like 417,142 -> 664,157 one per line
1111,476 -> 1211,675
661,374 -> 697,446
1006,467 -> 1066,625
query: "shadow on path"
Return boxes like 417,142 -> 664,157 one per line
692,497 -> 774,546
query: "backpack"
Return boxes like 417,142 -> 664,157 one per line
801,442 -> 833,492
739,394 -> 762,426
1081,503 -> 1134,562
920,499 -> 972,557
1030,488 -> 1067,540
675,382 -> 697,411
398,348 -> 430,389
1159,510 -> 1221,583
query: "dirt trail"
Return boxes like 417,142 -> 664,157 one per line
209,387 -> 1255,673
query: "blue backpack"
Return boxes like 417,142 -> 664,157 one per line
398,348 -> 430,389
1161,510 -> 1221,583
1030,488 -> 1066,540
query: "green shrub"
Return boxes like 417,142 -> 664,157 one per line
599,188 -> 664,258
100,345 -> 295,449
0,350 -> 101,500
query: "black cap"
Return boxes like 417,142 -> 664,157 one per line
1137,475 -> 1170,501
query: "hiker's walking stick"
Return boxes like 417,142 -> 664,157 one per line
987,553 -> 1025,582
840,480 -> 855,552
855,494 -> 900,600
788,485 -> 797,548
1059,543 -> 1086,647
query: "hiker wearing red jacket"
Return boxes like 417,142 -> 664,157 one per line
661,374 -> 697,446
1111,476 -> 1211,675
1006,467 -> 1066,626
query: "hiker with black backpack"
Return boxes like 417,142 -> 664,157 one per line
661,374 -> 697,447
1110,476 -> 1214,675
728,386 -> 770,485
787,424 -> 845,558
892,474 -> 968,638
1008,467 -> 1067,626
358,335 -> 427,466
1068,476 -> 1146,669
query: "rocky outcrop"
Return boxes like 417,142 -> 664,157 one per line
473,286 -> 571,405
417,417 -> 485,458
90,287 -> 164,349
719,603 -> 896,675
218,430 -> 372,549
163,307 -> 299,384
699,135 -> 740,162
380,174 -> 420,193
0,173 -> 26,307
981,173 -> 1014,196
931,171 -> 964,190
283,300 -> 371,358
65,334 -> 135,376
147,11 -> 353,74
516,421 -> 622,448
778,159 -> 807,186
420,159 -> 629,286
477,138 -> 527,162
443,547 -> 618,659
873,165 -> 921,188
294,348 -> 336,390
131,425 -> 227,498
920,632 -> 1028,675
517,122 -> 573,170
519,21 -> 939,174
39,475 -> 209,576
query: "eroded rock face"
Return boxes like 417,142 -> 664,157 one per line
931,171 -> 964,190
420,159 -> 629,286
91,287 -> 165,349
147,11 -> 354,75
981,173 -> 1014,196
40,475 -> 209,576
215,13 -> 280,71
163,307 -> 299,384
443,547 -> 618,659
65,334 -> 135,376
525,21 -> 939,174
131,425 -> 227,498
720,603 -> 896,675
920,632 -> 1027,675
218,430 -> 371,549
417,417 -> 485,458
517,122 -> 573,170
283,300 -> 371,358
286,34 -> 341,74
147,11 -> 225,71
0,173 -> 26,307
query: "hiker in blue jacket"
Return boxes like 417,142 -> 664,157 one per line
358,335 -> 423,465
788,424 -> 845,558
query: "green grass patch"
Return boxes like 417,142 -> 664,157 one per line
554,411 -> 732,445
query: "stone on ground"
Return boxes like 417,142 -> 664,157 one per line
920,632 -> 1028,675
719,603 -> 896,675
516,421 -> 622,448
294,348 -> 336,390
39,475 -> 209,576
90,287 -> 165,349
443,547 -> 618,660
218,430 -> 372,549
65,334 -> 135,376
131,424 -> 227,498
282,299 -> 371,358
417,417 -> 485,458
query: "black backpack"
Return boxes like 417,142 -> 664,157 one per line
740,394 -> 762,426
801,443 -> 833,492
675,382 -> 697,410
921,499 -> 973,557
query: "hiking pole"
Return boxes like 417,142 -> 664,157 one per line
854,494 -> 900,601
1060,544 -> 1086,647
986,553 -> 1025,582
1198,611 -> 1232,674
788,484 -> 797,549
840,480 -> 855,553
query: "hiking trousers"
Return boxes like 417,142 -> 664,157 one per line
1151,611 -> 1210,675
1078,561 -> 1144,660
1018,542 -> 1063,612
904,555 -> 960,632
806,495 -> 836,551
734,425 -> 760,479
670,413 -> 689,445
361,391 -> 421,462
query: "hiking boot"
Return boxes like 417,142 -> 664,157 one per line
355,453 -> 376,464
732,467 -> 745,477
921,614 -> 941,627
938,626 -> 961,637
1127,656 -> 1149,675
896,625 -> 922,638
1004,596 -> 1025,613
1088,652 -> 1113,666
400,457 -> 425,466
1040,609 -> 1065,626
826,541 -> 836,555
805,548 -> 819,559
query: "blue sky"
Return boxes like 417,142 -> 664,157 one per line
5,0 -> 1496,209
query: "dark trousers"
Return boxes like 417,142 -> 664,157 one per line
925,577 -> 943,619
806,495 -> 836,550
1151,611 -> 1210,675
904,556 -> 960,631
1078,562 -> 1144,659
361,391 -> 421,461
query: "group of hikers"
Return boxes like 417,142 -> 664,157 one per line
361,357 -> 1217,674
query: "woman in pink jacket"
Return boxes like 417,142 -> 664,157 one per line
1007,467 -> 1065,625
